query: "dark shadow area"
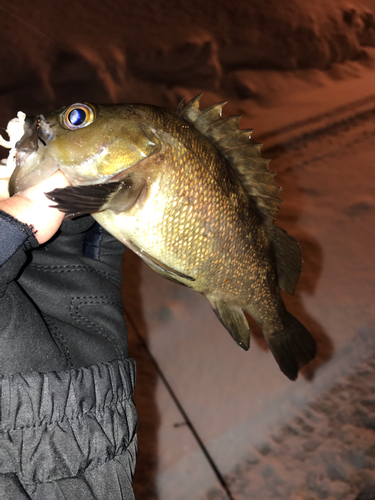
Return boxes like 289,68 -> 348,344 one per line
122,250 -> 160,500
50,51 -> 111,106
244,139 -> 334,379
356,482 -> 375,500
271,145 -> 335,378
0,69 -> 55,126
127,34 -> 221,89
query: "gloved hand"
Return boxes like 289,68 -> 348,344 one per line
0,173 -> 129,374
18,215 -> 129,370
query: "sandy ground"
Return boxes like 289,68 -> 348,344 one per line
0,1 -> 375,499
224,351 -> 375,500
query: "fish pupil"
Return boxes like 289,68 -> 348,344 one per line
68,108 -> 86,126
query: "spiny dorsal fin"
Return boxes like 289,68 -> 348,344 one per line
177,94 -> 281,221
176,96 -> 186,114
177,95 -> 303,294
177,93 -> 203,123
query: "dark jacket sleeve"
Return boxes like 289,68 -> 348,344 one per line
0,211 -> 137,500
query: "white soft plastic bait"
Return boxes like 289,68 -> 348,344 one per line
0,111 -> 26,198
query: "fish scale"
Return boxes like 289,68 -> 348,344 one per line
7,97 -> 317,380
100,116 -> 283,327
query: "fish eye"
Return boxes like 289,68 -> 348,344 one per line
62,103 -> 96,130
69,108 -> 86,126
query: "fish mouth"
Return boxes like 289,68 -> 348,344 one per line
15,116 -> 42,152
9,115 -> 59,195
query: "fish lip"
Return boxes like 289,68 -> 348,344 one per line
15,115 -> 53,154
15,116 -> 40,153
9,116 -> 41,195
9,115 -> 57,195
37,115 -> 55,146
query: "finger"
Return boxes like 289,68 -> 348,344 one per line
21,171 -> 70,205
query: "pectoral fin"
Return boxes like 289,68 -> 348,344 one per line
45,182 -> 121,218
45,173 -> 147,218
209,298 -> 250,350
128,240 -> 195,283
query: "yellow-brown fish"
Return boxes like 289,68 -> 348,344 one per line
9,96 -> 316,379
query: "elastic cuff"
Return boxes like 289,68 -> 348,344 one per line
0,359 -> 138,484
0,210 -> 37,267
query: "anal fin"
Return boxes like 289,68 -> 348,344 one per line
209,298 -> 250,350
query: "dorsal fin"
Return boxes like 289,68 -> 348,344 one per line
176,95 -> 281,221
177,95 -> 303,294
177,93 -> 203,123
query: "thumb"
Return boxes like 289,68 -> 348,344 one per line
0,171 -> 70,244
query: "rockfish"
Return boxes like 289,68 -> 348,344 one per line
5,96 -> 316,379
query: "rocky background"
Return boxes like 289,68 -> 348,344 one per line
1,0 -> 375,120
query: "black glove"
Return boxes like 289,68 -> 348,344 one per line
0,214 -> 129,375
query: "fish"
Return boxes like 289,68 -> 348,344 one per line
7,96 -> 317,380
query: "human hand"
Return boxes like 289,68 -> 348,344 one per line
0,171 -> 70,244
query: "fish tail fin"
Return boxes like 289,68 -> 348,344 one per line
209,298 -> 250,351
265,314 -> 317,380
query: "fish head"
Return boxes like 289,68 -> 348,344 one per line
10,102 -> 161,194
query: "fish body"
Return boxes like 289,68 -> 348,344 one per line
8,97 -> 316,379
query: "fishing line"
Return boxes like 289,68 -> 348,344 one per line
124,308 -> 236,500
0,4 -> 57,44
